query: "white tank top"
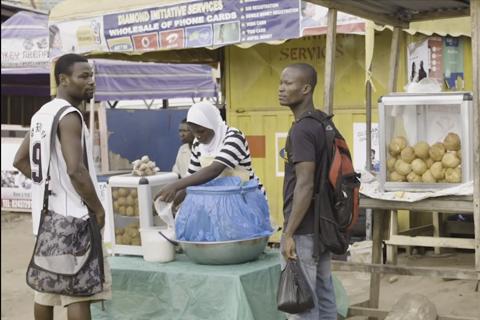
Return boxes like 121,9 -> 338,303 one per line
29,98 -> 100,235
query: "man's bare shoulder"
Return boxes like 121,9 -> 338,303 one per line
59,112 -> 82,130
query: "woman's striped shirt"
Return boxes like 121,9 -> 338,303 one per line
187,126 -> 265,194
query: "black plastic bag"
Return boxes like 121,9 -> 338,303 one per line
277,259 -> 315,314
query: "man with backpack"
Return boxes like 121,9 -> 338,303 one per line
279,63 -> 337,319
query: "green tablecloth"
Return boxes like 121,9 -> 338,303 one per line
92,250 -> 348,320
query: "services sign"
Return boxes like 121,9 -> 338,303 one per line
103,0 -> 300,51
49,0 -> 364,55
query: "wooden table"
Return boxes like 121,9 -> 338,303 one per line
332,195 -> 480,320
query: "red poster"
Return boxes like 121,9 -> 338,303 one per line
160,29 -> 185,49
132,33 -> 159,51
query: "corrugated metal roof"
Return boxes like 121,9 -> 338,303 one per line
308,0 -> 470,27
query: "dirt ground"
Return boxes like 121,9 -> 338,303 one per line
2,212 -> 479,320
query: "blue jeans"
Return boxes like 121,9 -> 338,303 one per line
280,234 -> 337,320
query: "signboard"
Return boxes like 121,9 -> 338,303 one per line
50,17 -> 106,58
1,11 -> 50,68
49,0 -> 364,55
1,36 -> 49,68
353,122 -> 379,172
1,138 -> 32,212
300,1 -> 365,36
102,0 -> 299,50
407,35 -> 466,88
443,37 -> 464,90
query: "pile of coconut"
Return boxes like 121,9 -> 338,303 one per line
131,155 -> 160,176
387,132 -> 462,183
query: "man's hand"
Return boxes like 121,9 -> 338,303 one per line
281,234 -> 297,260
155,182 -> 179,203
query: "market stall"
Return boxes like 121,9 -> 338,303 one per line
87,58 -> 217,246
87,58 -> 217,174
48,0 -> 370,232
46,0 -> 479,318
46,2 -> 362,318
1,10 -> 51,122
1,11 -> 51,212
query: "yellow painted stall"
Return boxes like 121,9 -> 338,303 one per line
47,0 -> 473,237
225,29 -> 473,238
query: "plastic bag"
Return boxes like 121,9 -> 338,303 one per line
175,176 -> 272,241
277,260 -> 315,314
154,199 -> 175,228
404,77 -> 442,93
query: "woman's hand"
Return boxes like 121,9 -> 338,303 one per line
155,183 -> 179,203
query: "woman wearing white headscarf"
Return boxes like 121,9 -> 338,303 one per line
156,101 -> 264,204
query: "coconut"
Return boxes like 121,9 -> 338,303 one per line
390,171 -> 406,182
445,167 -> 461,183
400,146 -> 416,163
429,143 -> 446,161
441,152 -> 460,168
421,170 -> 436,183
126,206 -> 134,216
411,158 -> 427,175
414,141 -> 430,159
443,132 -> 461,151
407,171 -> 422,182
387,157 -> 397,172
388,136 -> 408,156
394,159 -> 412,176
430,162 -> 445,180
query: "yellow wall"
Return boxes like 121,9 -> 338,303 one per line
225,32 -> 473,236
226,34 -> 367,113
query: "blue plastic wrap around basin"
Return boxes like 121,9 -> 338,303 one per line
177,235 -> 270,265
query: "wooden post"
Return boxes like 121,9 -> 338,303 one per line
471,0 -> 480,271
89,98 -> 95,152
98,102 -> 110,173
368,209 -> 386,316
432,211 -> 443,255
324,8 -> 337,115
366,79 -> 373,171
387,210 -> 398,264
388,27 -> 401,93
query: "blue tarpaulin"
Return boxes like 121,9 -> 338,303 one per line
92,59 -> 217,101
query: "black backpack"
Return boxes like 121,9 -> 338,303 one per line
299,110 -> 361,256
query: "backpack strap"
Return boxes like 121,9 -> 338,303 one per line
297,110 -> 336,260
297,110 -> 336,193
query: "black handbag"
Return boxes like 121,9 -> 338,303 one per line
26,106 -> 105,297
277,259 -> 315,314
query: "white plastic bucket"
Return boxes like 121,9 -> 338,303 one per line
139,227 -> 175,263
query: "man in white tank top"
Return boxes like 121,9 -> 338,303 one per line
14,54 -> 111,320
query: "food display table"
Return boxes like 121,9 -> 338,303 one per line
91,250 -> 347,320
332,195 -> 479,319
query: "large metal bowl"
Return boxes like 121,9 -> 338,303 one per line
176,235 -> 270,265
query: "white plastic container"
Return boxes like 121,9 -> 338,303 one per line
139,226 -> 175,263
107,172 -> 178,256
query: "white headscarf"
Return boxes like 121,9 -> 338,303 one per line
187,101 -> 227,156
